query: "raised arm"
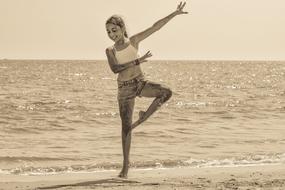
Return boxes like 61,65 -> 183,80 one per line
130,2 -> 188,47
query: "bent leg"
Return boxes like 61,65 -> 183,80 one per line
132,82 -> 172,129
118,98 -> 135,178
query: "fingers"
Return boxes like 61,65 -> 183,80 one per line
140,51 -> 152,62
144,50 -> 152,58
177,1 -> 182,9
175,1 -> 188,15
181,2 -> 186,9
177,1 -> 187,11
146,51 -> 152,57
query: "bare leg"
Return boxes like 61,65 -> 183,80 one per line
119,128 -> 131,178
132,84 -> 172,130
118,98 -> 134,178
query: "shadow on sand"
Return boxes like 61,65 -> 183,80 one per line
37,178 -> 141,189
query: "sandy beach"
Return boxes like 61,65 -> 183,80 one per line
1,164 -> 284,190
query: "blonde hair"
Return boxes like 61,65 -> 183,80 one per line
106,15 -> 128,38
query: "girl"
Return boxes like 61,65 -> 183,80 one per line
105,2 -> 187,178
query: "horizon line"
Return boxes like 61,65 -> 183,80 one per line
1,58 -> 285,62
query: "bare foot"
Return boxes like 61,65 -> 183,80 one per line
131,111 -> 146,130
118,170 -> 128,178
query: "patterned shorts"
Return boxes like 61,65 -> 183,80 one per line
117,75 -> 168,102
117,75 -> 147,101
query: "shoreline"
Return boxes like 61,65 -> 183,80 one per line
1,164 -> 284,190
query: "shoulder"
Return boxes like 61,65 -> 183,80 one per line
129,36 -> 139,50
105,46 -> 117,62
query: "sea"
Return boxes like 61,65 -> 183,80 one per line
0,60 -> 284,176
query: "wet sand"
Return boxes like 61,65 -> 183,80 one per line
1,164 -> 284,190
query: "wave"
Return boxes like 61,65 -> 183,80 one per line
183,153 -> 285,168
0,156 -> 82,162
1,153 -> 284,176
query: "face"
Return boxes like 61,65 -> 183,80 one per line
106,23 -> 124,42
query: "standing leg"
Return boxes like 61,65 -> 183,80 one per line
118,98 -> 135,178
132,82 -> 172,129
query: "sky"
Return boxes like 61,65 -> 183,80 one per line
0,0 -> 284,60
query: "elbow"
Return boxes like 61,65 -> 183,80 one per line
152,22 -> 163,31
111,67 -> 120,74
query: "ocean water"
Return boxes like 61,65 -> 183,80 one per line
0,60 -> 284,175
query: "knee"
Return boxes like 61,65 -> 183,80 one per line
158,88 -> 172,102
163,88 -> 172,102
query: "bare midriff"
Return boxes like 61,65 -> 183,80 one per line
117,66 -> 143,81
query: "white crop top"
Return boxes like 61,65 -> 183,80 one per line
114,43 -> 143,82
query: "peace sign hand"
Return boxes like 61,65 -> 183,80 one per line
138,51 -> 152,63
175,1 -> 188,15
